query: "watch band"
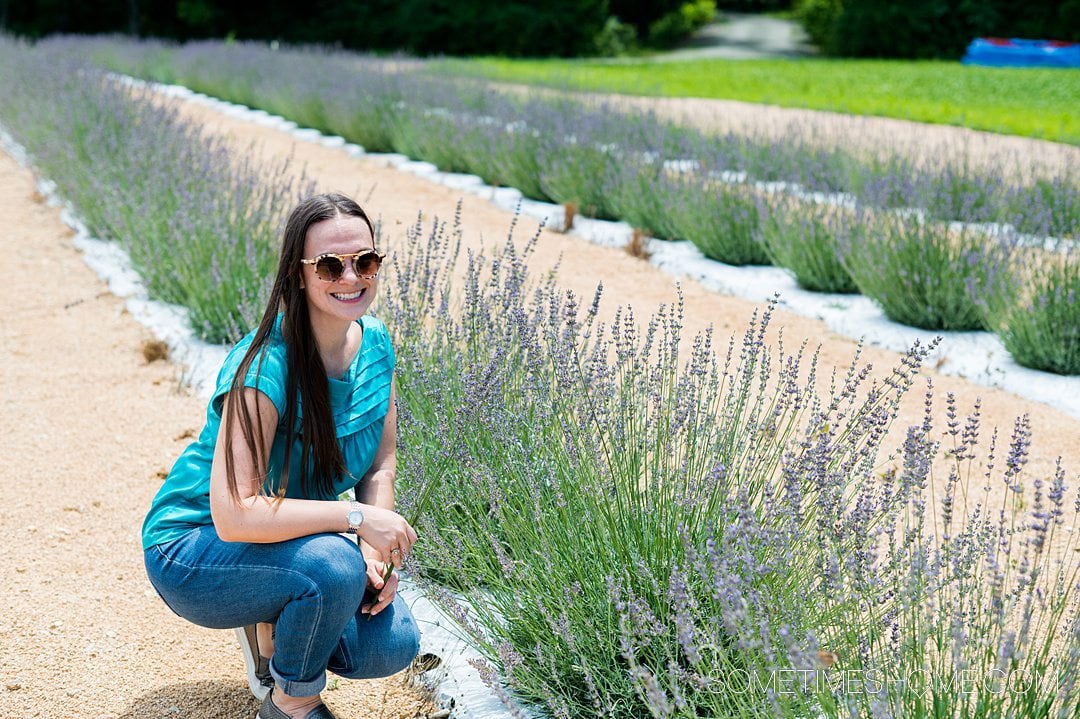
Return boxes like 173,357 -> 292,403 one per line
346,501 -> 364,534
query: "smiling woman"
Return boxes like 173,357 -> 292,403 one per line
298,213 -> 384,369
141,193 -> 420,719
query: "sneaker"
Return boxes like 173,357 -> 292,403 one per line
235,624 -> 274,701
257,690 -> 340,719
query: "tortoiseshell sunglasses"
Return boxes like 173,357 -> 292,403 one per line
300,250 -> 385,282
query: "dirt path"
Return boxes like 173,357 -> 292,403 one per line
2,89 -> 1078,718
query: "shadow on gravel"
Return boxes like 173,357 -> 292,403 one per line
119,680 -> 257,718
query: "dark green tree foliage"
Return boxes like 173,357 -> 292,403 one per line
608,0 -> 683,38
4,0 -> 131,36
798,0 -> 1080,58
340,0 -> 611,57
1,0 -> 623,56
713,0 -> 791,10
831,0 -> 979,58
794,0 -> 842,48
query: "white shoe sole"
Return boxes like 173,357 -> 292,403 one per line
234,626 -> 273,702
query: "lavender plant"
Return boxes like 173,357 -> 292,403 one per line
667,172 -> 770,266
0,38 -> 310,343
838,204 -> 1008,331
1008,176 -> 1080,241
605,152 -> 683,240
758,192 -> 859,294
389,102 -> 482,176
93,38 -> 417,153
622,389 -> 1080,719
979,244 -> 1080,375
375,205 -> 969,718
380,206 -> 1080,719
736,131 -> 868,194
530,99 -> 633,220
916,164 -> 1000,226
481,111 -> 549,201
831,402 -> 1080,719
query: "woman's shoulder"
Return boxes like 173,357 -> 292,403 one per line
212,316 -> 290,413
222,315 -> 287,369
356,314 -> 395,374
360,315 -> 393,349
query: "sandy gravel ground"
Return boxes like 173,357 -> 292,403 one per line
2,90 -> 1079,719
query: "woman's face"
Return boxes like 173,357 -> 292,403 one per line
300,214 -> 379,328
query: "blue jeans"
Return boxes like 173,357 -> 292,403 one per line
144,524 -> 420,696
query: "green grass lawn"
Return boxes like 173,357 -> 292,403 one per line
430,56 -> 1080,145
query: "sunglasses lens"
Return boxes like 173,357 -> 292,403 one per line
314,256 -> 345,281
353,252 -> 383,276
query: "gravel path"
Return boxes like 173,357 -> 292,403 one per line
2,83 -> 1078,719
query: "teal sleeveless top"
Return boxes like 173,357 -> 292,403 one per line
141,314 -> 395,550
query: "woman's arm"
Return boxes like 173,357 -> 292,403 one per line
355,380 -> 406,616
356,380 -> 398,511
208,386 -> 415,561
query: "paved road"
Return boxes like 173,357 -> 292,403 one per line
659,12 -> 817,60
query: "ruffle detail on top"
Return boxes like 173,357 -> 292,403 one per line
326,316 -> 395,439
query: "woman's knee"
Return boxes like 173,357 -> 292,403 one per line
145,531 -> 368,627
336,601 -> 421,679
380,615 -> 421,676
288,534 -> 367,604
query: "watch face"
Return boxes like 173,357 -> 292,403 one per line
348,510 -> 364,527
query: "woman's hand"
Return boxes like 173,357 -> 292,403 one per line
356,504 -> 416,568
361,553 -> 400,617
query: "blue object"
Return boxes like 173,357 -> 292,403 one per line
962,37 -> 1080,68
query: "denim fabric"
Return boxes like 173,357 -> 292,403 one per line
144,524 -> 420,696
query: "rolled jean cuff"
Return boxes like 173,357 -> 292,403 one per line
270,660 -> 326,697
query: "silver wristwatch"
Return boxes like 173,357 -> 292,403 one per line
346,501 -> 365,534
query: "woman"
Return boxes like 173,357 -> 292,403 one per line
142,193 -> 420,719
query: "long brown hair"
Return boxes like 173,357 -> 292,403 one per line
222,193 -> 377,502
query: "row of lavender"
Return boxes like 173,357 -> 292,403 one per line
0,40 -> 310,344
69,36 -> 1080,376
4,36 -> 1080,719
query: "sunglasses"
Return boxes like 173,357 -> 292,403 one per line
300,250 -> 385,282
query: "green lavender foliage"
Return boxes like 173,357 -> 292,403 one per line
627,391 -> 1080,719
377,211 -> 954,718
667,174 -> 770,265
978,244 -> 1080,375
0,37 -> 311,342
759,193 -> 859,293
839,210 -> 1003,331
